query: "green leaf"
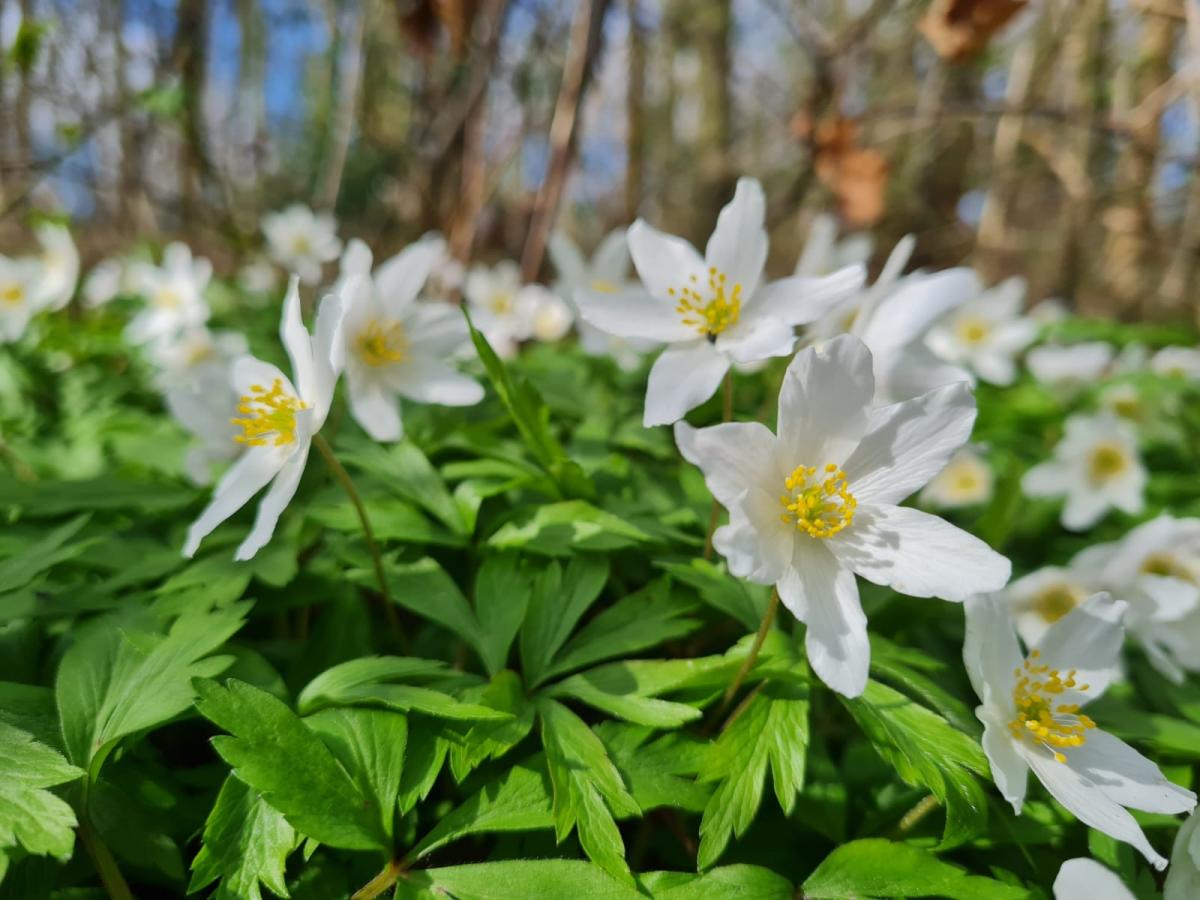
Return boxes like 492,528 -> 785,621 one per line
0,682 -> 59,748
489,500 -> 655,555
397,859 -> 642,900
548,660 -> 705,727
641,865 -> 794,899
190,776 -> 295,900
598,723 -> 711,814
296,656 -> 455,716
697,679 -> 809,869
840,679 -> 990,848
472,555 -> 531,675
0,515 -> 93,594
448,670 -> 536,781
56,602 -> 248,773
385,558 -> 487,655
193,678 -> 387,852
338,440 -> 466,534
307,493 -> 463,546
0,721 -> 84,863
521,557 -> 609,688
658,559 -> 770,632
801,839 -> 1029,899
397,720 -> 452,814
538,698 -> 640,884
869,637 -> 978,736
0,476 -> 194,516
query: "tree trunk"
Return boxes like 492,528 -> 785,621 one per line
625,0 -> 646,223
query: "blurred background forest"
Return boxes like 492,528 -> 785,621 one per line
1,0 -> 1198,322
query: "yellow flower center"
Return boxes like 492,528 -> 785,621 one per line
779,463 -> 857,538
154,288 -> 181,309
1,283 -> 23,305
1087,442 -> 1128,482
1008,651 -> 1094,763
956,316 -> 990,345
356,319 -> 408,367
1030,583 -> 1086,624
590,279 -> 619,294
489,292 -> 514,315
231,379 -> 308,447
669,266 -> 742,337
1141,552 -> 1195,583
291,235 -> 312,256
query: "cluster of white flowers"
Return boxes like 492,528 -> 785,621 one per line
0,223 -> 79,343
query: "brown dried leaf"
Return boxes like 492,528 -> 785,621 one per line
919,0 -> 1029,62
811,118 -> 890,227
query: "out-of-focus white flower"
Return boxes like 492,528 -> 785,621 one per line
1022,413 -> 1146,531
263,204 -> 342,286
795,214 -> 875,342
919,446 -> 993,509
1027,342 -> 1114,397
524,283 -> 573,342
463,260 -> 567,358
1151,346 -> 1200,380
338,237 -> 483,442
0,256 -> 47,344
676,335 -> 1010,696
238,257 -> 281,294
1165,810 -> 1200,899
548,229 -> 655,371
149,327 -> 249,385
1000,565 -> 1096,648
183,277 -> 346,560
33,223 -> 79,311
83,258 -> 125,308
1030,297 -> 1070,326
964,592 -> 1195,869
1053,858 -> 1135,900
1113,342 -> 1150,375
1098,382 -> 1146,422
126,243 -> 212,345
576,178 -> 865,426
926,277 -> 1038,386
427,252 -> 465,300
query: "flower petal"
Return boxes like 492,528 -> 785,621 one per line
1031,593 -> 1127,702
280,276 -> 316,400
778,539 -> 868,697
829,504 -> 1010,602
182,446 -> 286,557
311,289 -> 347,422
575,285 -> 692,342
751,265 -> 867,326
548,231 -> 588,286
674,420 -> 781,508
858,267 -> 983,357
235,444 -> 310,561
390,358 -> 484,407
981,713 -> 1029,813
777,334 -> 874,465
704,177 -> 767,296
231,356 -> 297,399
375,234 -> 445,311
1070,730 -> 1196,815
1022,460 -> 1071,498
715,314 -> 796,364
591,228 -> 630,282
713,493 -> 793,586
1053,859 -> 1136,900
643,341 -> 730,426
963,594 -> 1023,710
842,381 -> 976,505
627,219 -> 708,303
348,377 -> 403,442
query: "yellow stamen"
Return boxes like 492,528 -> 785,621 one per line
1087,442 -> 1128,482
0,284 -> 23,305
955,316 -> 990,345
671,266 -> 742,337
590,279 -> 619,294
1141,552 -> 1195,583
1007,656 -> 1095,762
154,288 -> 181,309
779,462 -> 857,539
1030,582 -> 1087,624
356,319 -> 408,367
230,378 -> 308,447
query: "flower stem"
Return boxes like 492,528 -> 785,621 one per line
702,371 -> 735,560
77,819 -> 134,900
352,858 -> 407,900
312,434 -> 400,634
706,588 -> 780,729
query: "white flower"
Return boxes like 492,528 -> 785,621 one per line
1098,383 -> 1145,422
426,252 -> 465,300
238,257 -> 281,294
83,258 -> 125,308
1071,516 -> 1200,683
576,177 -> 866,426
1053,859 -> 1135,900
793,213 -> 874,279
1114,343 -> 1150,375
964,592 -> 1195,869
919,446 -> 993,509
463,260 -> 566,358
33,223 -> 79,311
149,327 -> 249,386
548,228 -> 655,371
0,255 -> 47,344
1030,297 -> 1070,325
183,276 -> 346,560
1022,413 -> 1146,531
1027,342 -> 1114,398
1000,565 -> 1097,649
1165,810 -> 1200,900
926,277 -> 1038,386
1152,346 -> 1200,380
263,204 -> 342,286
676,335 -> 1010,696
338,237 -> 483,442
126,242 -> 213,345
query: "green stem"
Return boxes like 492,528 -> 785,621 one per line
702,372 -> 735,560
312,434 -> 401,636
706,588 -> 780,731
77,818 -> 134,900
352,857 -> 407,900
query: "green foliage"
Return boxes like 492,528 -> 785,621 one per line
0,722 -> 84,865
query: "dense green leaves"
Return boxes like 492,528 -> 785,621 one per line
189,776 -> 296,900
0,722 -> 84,865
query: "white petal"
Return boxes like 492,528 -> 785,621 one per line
280,276 -> 316,400
715,314 -> 796,364
778,539 -> 868,697
858,268 -> 982,357
1070,730 -> 1196,814
547,231 -> 588,285
1164,812 -> 1200,900
1061,487 -> 1113,531
311,289 -> 347,422
1031,594 -> 1127,702
182,446 -> 286,557
777,335 -> 874,465
340,238 -> 374,277
704,177 -> 767,296
712,493 -> 793,585
235,446 -> 310,560
963,594 -> 1023,709
406,303 -> 471,356
674,420 -> 781,508
981,713 -> 1029,813
1028,750 -> 1168,870
230,356 -> 296,399
592,228 -> 630,281
348,377 -> 403,442
1022,461 -> 1070,498
575,285 -> 692,342
643,341 -> 729,426
828,504 -> 1010,602
794,214 -> 838,276
375,234 -> 445,310
1053,859 -> 1137,900
842,381 -> 977,505
751,265 -> 867,326
627,219 -> 708,302
973,352 -> 1017,386
390,358 -> 484,406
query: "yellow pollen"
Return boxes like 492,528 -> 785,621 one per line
956,316 -> 990,345
1,284 -> 23,305
230,378 -> 308,447
1008,655 -> 1095,761
590,279 -> 619,294
291,235 -> 312,256
779,462 -> 857,539
356,319 -> 408,367
1030,583 -> 1086,624
670,266 -> 742,337
1141,552 -> 1195,583
1087,442 -> 1128,482
489,292 -> 514,315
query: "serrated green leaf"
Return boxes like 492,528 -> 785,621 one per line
489,500 -> 654,555
384,558 -> 487,654
657,559 -> 770,631
641,864 -> 793,899
397,859 -> 642,900
190,775 -> 295,900
0,721 -> 84,863
521,557 -> 608,688
296,656 -> 455,716
598,723 -> 711,814
548,660 -> 705,727
338,440 -> 466,534
472,555 -> 531,675
0,515 -> 93,595
449,670 -> 535,781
